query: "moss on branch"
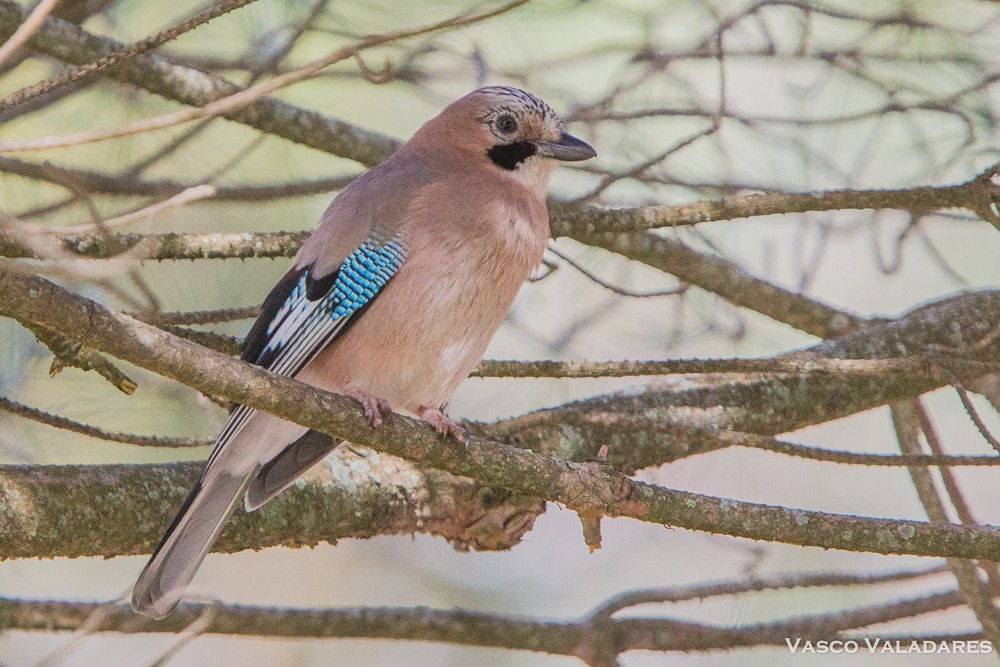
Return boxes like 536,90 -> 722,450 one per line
1,271 -> 1000,562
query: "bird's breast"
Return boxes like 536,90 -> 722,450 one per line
302,207 -> 546,413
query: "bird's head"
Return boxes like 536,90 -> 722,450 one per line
415,86 -> 596,193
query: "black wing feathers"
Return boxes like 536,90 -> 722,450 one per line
242,267 -> 306,364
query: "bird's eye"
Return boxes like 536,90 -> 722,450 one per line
496,115 -> 518,134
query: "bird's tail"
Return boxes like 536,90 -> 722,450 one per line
132,410 -> 310,618
131,464 -> 256,619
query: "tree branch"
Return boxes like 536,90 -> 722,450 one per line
891,401 -> 1000,647
0,396 -> 210,448
0,0 -> 261,113
21,320 -> 137,395
548,165 -> 1000,234
0,568 -> 967,659
0,449 -> 543,559
3,0 -> 997,343
0,227 -> 863,338
0,230 -> 310,261
2,270 -> 1000,562
486,290 -> 1000,471
564,230 -> 865,338
0,0 -> 401,166
0,156 -> 357,201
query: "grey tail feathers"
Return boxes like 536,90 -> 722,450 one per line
131,466 -> 257,619
244,430 -> 338,511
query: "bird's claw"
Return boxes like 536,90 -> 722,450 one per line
345,388 -> 392,427
419,407 -> 469,444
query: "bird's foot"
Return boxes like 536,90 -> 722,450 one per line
344,387 -> 393,427
419,406 -> 469,444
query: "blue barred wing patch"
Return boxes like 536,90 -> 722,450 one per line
260,236 -> 406,373
209,236 -> 405,467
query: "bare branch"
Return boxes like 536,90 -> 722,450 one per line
133,305 -> 260,326
0,451 -> 544,559
0,156 -> 358,201
549,170 -> 999,235
0,0 -> 261,112
0,230 -> 310,261
560,230 -> 865,338
0,0 -> 400,166
3,271 -> 1000,562
488,290 -> 1000,471
0,396 -> 210,448
473,356 -> 933,378
35,185 -> 215,235
0,0 -> 59,68
891,401 -> 1000,647
0,1 -> 527,154
21,321 -> 137,395
0,580 -> 969,657
0,226 -> 866,338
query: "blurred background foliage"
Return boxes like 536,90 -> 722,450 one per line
1,0 -> 1000,664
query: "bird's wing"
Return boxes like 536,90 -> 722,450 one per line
132,194 -> 413,617
132,143 -> 447,618
207,233 -> 406,469
205,155 -> 431,470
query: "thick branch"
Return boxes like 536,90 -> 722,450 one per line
3,271 -> 1000,561
487,290 -> 1000,471
0,230 -> 309,261
10,273 -> 998,477
548,171 -> 1000,234
0,449 -> 543,560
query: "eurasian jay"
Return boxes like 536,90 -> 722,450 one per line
131,86 -> 596,618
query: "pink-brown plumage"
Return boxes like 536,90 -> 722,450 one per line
131,86 -> 595,619
294,88 -> 557,413
299,168 -> 549,413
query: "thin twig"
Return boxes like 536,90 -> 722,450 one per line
547,244 -> 688,298
0,396 -> 211,448
591,565 -> 949,619
135,305 -> 259,326
0,0 -> 261,112
0,0 -> 59,69
952,379 -> 1000,454
15,185 -> 216,235
0,0 -> 529,153
472,356 -> 939,378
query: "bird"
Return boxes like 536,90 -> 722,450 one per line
131,86 -> 596,619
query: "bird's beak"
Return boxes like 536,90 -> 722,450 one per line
533,132 -> 596,161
